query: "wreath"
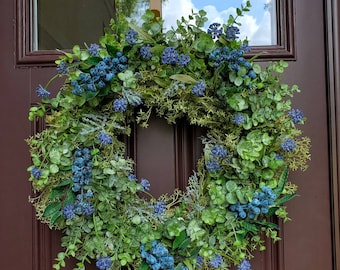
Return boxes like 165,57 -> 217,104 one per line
27,3 -> 311,270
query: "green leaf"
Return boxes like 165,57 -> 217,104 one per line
84,57 -> 102,66
261,168 -> 274,180
242,221 -> 258,233
64,190 -> 75,206
236,8 -> 242,16
198,9 -> 207,16
43,202 -> 61,217
234,76 -> 243,86
154,77 -> 169,88
173,230 -> 187,249
237,66 -> 248,77
253,63 -> 262,74
170,74 -> 197,84
49,148 -> 62,164
274,167 -> 289,195
49,188 -> 65,199
236,189 -> 247,204
178,238 -> 191,253
140,261 -> 149,270
128,23 -> 154,44
80,51 -> 89,61
106,44 -> 120,57
55,179 -> 73,188
266,206 -> 279,217
50,211 -> 62,226
193,33 -> 215,53
226,192 -> 238,204
50,164 -> 60,174
276,194 -> 297,205
72,45 -> 81,56
280,60 -> 289,68
150,23 -> 162,35
227,93 -> 248,111
98,85 -> 111,97
258,221 -> 279,230
229,71 -> 237,83
226,181 -> 237,192
86,90 -> 99,101
189,246 -> 201,258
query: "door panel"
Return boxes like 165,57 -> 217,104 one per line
0,0 -> 334,269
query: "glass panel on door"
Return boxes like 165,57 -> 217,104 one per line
33,0 -> 150,51
162,0 -> 277,46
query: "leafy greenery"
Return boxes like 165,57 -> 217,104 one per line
27,2 -> 310,270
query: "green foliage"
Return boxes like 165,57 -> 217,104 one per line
27,4 -> 310,270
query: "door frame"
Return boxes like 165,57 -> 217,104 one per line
325,0 -> 340,269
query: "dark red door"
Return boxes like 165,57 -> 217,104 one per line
0,0 -> 336,269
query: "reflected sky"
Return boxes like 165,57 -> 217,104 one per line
162,0 -> 276,45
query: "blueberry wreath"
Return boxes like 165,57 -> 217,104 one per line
27,3 -> 310,270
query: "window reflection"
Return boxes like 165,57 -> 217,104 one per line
33,0 -> 149,51
162,0 -> 277,46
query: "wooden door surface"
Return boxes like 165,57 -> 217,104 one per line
0,0 -> 337,269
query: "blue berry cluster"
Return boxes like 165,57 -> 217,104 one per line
96,256 -> 112,270
288,109 -> 304,124
237,259 -> 252,270
207,23 -> 223,39
140,241 -> 175,270
206,159 -> 221,173
71,52 -> 128,95
128,173 -> 138,181
71,148 -> 93,192
211,145 -> 227,159
140,45 -> 153,60
88,43 -> 100,56
209,48 -> 256,81
192,80 -> 207,96
196,256 -> 204,268
232,113 -> 247,125
56,61 -> 69,74
209,47 -> 229,67
127,173 -> 151,191
209,254 -> 223,268
36,84 -> 51,98
98,131 -> 112,145
230,186 -> 277,219
161,47 -> 191,67
31,167 -> 42,179
275,153 -> 285,160
280,138 -> 296,152
154,200 -> 166,214
225,25 -> 240,40
240,43 -> 251,53
113,98 -> 128,112
125,29 -> 138,45
205,145 -> 227,173
62,148 -> 95,220
62,199 -> 94,220
141,178 -> 150,191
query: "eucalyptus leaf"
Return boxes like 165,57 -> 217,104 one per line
170,74 -> 197,84
226,192 -> 238,204
50,164 -> 60,174
226,181 -> 237,192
